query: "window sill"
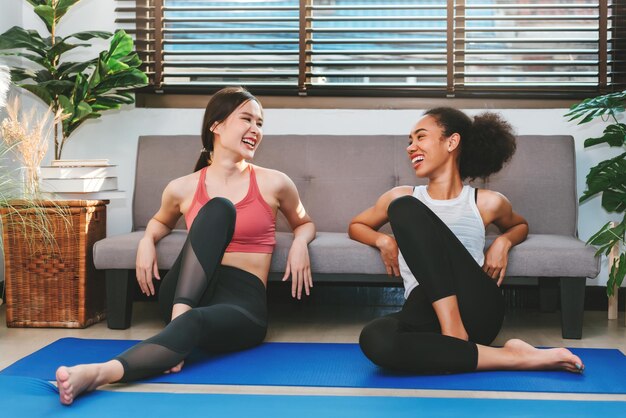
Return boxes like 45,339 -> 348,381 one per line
136,93 -> 579,110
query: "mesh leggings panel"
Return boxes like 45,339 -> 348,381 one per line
116,304 -> 266,383
158,198 -> 236,321
172,197 -> 236,307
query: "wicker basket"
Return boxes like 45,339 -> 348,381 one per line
1,200 -> 107,328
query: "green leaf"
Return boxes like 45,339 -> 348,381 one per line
607,253 -> 626,296
587,221 -> 625,252
587,221 -> 613,245
107,30 -> 133,60
0,26 -> 47,56
57,94 -> 74,115
47,40 -> 89,60
119,52 -> 142,68
90,99 -> 121,111
98,93 -> 135,105
579,152 -> 626,207
106,58 -> 129,72
566,91 -> 626,125
33,5 -> 55,32
0,51 -> 49,68
583,124 -> 626,148
37,79 -> 75,95
65,31 -> 112,41
9,68 -> 38,82
55,0 -> 81,23
25,1 -> 48,6
57,59 -> 97,77
33,68 -> 53,82
74,100 -> 93,121
602,189 -> 626,213
94,68 -> 148,92
19,83 -> 53,105
72,73 -> 89,103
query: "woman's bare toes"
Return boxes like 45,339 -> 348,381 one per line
56,366 -> 74,405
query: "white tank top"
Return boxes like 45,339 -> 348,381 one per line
398,185 -> 485,298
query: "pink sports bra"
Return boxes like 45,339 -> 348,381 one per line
184,165 -> 276,253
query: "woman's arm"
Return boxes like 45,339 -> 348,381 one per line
275,172 -> 316,299
479,190 -> 529,286
348,187 -> 412,277
136,180 -> 184,296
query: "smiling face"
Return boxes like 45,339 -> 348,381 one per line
212,99 -> 264,161
407,115 -> 458,178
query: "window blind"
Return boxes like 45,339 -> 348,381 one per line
115,0 -> 624,97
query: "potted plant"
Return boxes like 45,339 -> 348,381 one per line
0,0 -> 148,160
0,100 -> 107,328
565,90 -> 626,299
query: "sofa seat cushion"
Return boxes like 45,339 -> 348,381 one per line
490,234 -> 599,278
94,232 -> 599,280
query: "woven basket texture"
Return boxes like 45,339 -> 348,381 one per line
1,200 -> 107,328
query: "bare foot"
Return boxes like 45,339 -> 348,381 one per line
56,364 -> 105,405
164,360 -> 185,374
503,339 -> 584,373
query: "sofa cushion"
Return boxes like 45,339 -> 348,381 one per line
94,232 -> 599,279
485,135 -> 577,236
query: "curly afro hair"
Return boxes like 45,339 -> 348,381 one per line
424,108 -> 516,180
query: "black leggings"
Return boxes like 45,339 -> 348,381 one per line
359,196 -> 504,374
115,198 -> 268,382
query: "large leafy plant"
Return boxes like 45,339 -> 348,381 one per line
566,90 -> 626,296
0,0 -> 148,159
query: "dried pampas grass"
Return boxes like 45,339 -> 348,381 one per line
1,97 -> 65,195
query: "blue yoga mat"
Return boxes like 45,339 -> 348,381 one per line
2,338 -> 625,394
2,376 -> 625,418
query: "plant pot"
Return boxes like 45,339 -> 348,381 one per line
0,199 -> 108,328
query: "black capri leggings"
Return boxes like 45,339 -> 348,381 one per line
359,195 -> 504,374
115,198 -> 268,382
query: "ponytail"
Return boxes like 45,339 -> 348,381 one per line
194,86 -> 260,172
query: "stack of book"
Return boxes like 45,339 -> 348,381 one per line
40,159 -> 119,196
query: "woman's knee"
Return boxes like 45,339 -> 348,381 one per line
198,197 -> 236,221
359,320 -> 398,367
190,197 -> 236,237
388,195 -> 427,223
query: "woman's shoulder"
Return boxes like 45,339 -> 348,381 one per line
386,185 -> 414,200
164,170 -> 201,200
476,188 -> 511,215
251,164 -> 292,188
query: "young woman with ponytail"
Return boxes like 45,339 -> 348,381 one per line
349,108 -> 584,374
55,87 -> 315,405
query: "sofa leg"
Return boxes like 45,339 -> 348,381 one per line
559,277 -> 586,339
105,269 -> 134,330
539,277 -> 559,313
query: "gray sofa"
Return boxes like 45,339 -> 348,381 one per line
94,134 -> 600,338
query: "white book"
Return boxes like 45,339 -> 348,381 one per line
43,190 -> 127,200
51,159 -> 110,167
40,165 -> 117,179
41,177 -> 118,193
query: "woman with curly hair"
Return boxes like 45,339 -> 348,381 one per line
349,107 -> 583,374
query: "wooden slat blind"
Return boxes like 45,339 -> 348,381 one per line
115,0 -> 622,98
